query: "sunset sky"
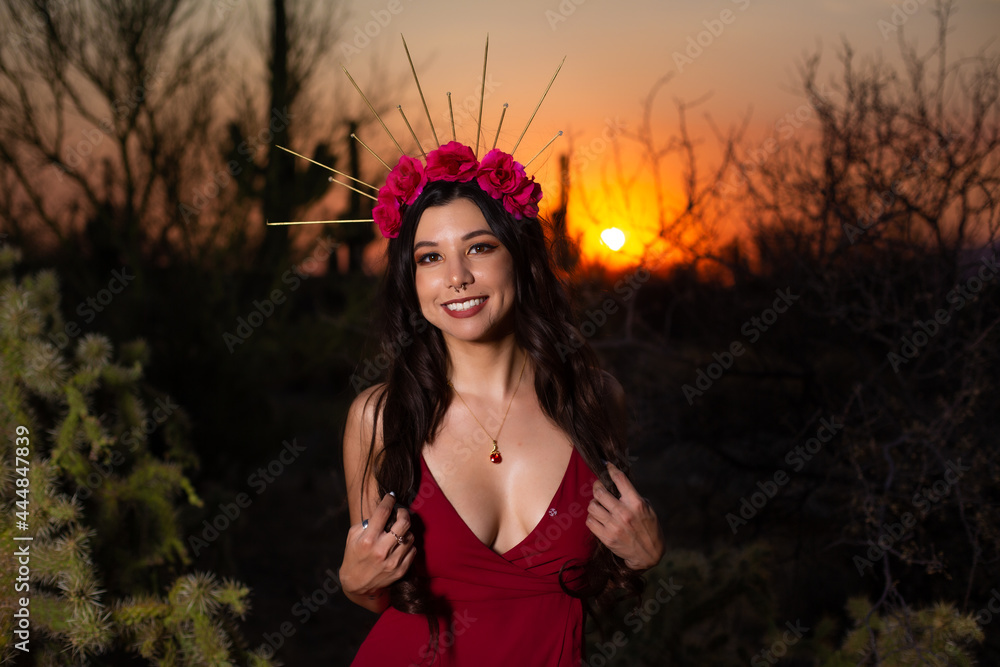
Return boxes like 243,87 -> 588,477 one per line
278,0 -> 1000,267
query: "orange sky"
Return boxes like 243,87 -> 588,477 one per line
267,0 -> 1000,270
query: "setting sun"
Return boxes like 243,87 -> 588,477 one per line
600,227 -> 626,251
560,171 -> 690,272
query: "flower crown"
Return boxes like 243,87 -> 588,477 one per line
374,141 -> 543,239
265,36 -> 563,236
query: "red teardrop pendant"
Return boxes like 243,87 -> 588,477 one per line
489,442 -> 502,464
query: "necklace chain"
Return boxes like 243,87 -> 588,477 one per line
447,352 -> 528,464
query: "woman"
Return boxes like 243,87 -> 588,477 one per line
339,141 -> 665,666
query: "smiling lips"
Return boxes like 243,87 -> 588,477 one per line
442,296 -> 488,318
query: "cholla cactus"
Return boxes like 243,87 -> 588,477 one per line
821,597 -> 984,666
0,246 -> 274,666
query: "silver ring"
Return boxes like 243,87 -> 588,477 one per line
361,519 -> 369,530
388,529 -> 404,545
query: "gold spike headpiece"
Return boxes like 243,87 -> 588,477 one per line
267,36 -> 565,237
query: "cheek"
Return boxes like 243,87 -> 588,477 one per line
482,253 -> 516,295
496,264 -> 517,304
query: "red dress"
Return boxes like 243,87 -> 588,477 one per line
350,446 -> 599,666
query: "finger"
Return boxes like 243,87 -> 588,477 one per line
606,463 -> 638,497
585,513 -> 610,540
389,533 -> 416,564
349,516 -> 377,544
377,529 -> 406,559
395,543 -> 418,575
593,480 -> 622,514
383,535 -> 415,572
588,497 -> 613,523
390,507 -> 412,535
607,465 -> 647,513
383,520 -> 414,557
348,521 -> 365,540
369,491 -> 397,533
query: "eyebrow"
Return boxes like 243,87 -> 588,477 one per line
413,229 -> 496,252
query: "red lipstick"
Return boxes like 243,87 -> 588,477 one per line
442,296 -> 488,318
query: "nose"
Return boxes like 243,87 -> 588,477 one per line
445,254 -> 474,291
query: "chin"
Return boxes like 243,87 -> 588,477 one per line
435,312 -> 514,343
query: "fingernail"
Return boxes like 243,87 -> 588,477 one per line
389,491 -> 396,497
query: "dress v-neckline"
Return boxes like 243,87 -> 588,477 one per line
420,447 -> 578,560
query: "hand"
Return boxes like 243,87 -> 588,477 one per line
340,492 -> 418,599
586,462 -> 666,571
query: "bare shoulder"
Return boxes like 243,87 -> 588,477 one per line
345,383 -> 387,445
343,383 -> 387,524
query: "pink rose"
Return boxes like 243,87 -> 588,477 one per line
385,155 -> 427,205
425,141 -> 479,182
373,190 -> 401,238
477,149 -> 524,199
504,177 -> 543,219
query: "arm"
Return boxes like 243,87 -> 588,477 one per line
341,384 -> 416,613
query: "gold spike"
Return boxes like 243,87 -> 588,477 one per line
343,65 -> 406,156
511,56 -> 566,157
266,219 -> 374,226
276,145 -> 378,191
400,35 -> 440,149
351,133 -> 391,171
397,105 -> 426,158
327,176 -> 378,200
447,92 -> 456,142
478,124 -> 490,154
475,35 -> 488,158
491,103 -> 508,151
523,130 -> 563,168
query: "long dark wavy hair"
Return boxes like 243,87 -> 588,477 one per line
352,179 -> 644,659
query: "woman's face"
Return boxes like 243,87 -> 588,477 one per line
412,197 -> 516,344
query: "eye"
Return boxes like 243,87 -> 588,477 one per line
416,252 -> 441,264
469,242 -> 498,254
